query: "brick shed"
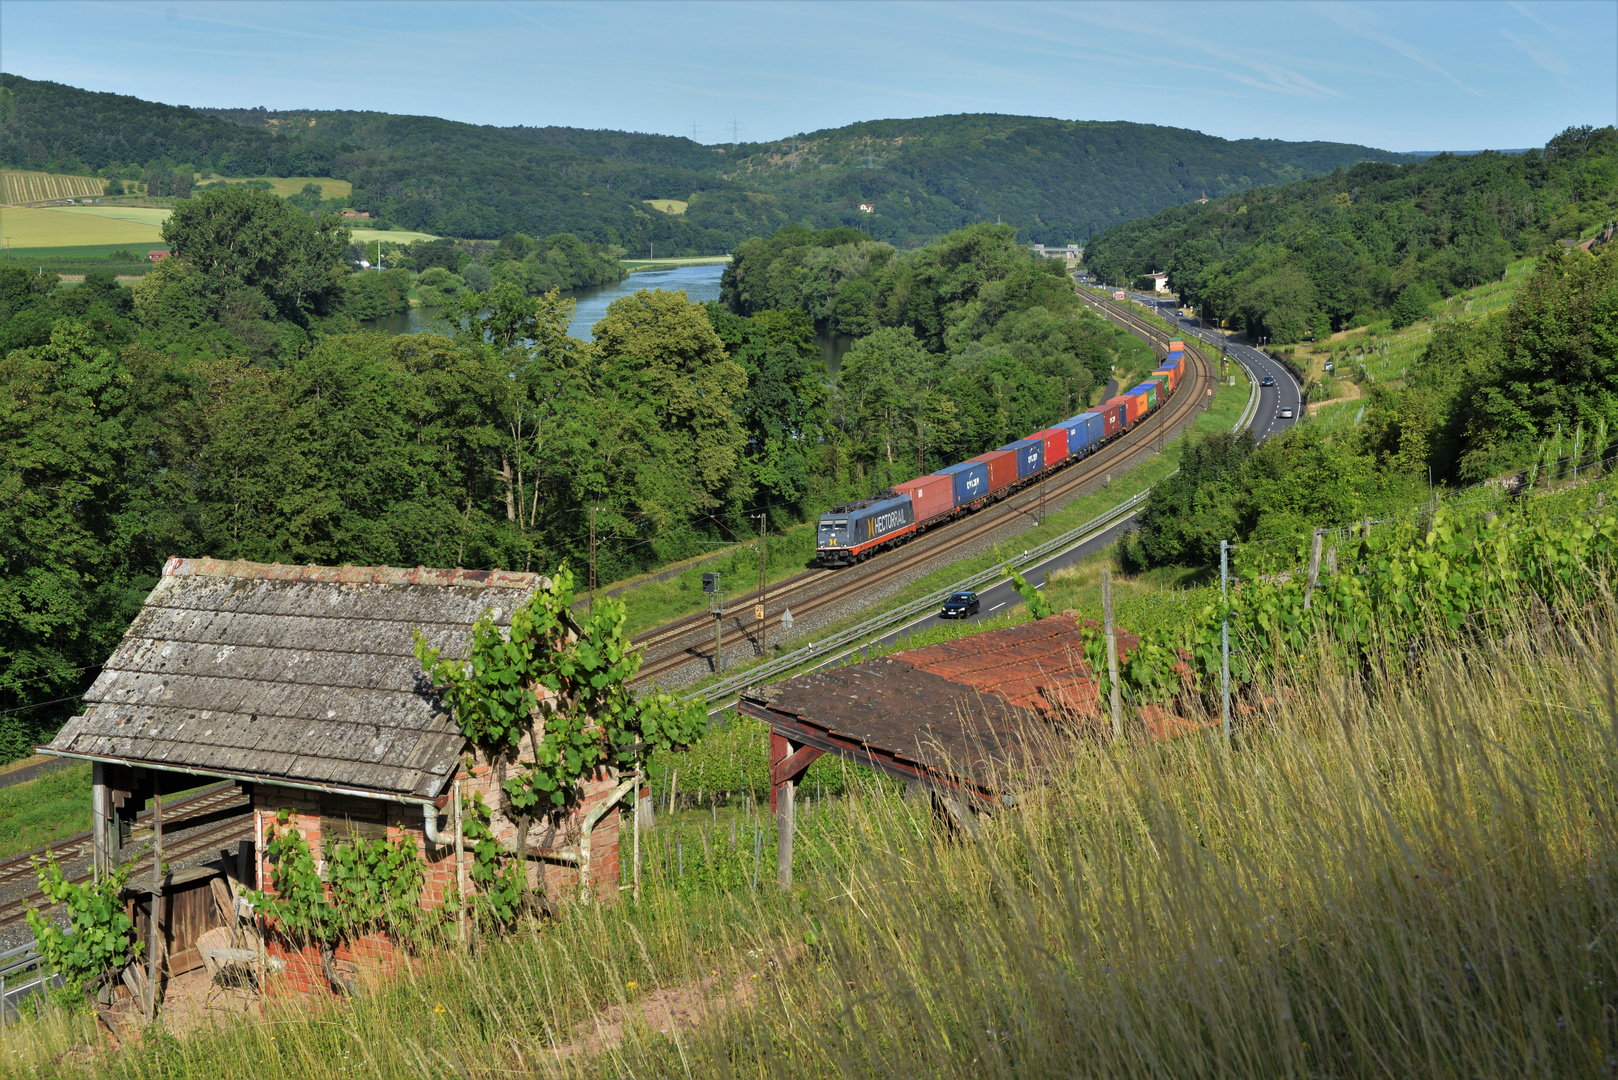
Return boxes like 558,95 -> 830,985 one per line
43,557 -> 633,992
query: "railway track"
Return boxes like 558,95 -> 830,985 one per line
633,297 -> 1212,687
0,782 -> 253,930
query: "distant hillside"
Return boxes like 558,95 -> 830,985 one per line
3,74 -> 1411,251
1082,126 -> 1618,343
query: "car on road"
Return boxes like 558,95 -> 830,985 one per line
1260,374 -> 1276,387
1279,406 -> 1294,419
940,591 -> 980,619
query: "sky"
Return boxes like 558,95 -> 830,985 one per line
2,0 -> 1615,153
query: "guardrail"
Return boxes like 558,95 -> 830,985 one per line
0,941 -> 54,1029
683,485 -> 1157,706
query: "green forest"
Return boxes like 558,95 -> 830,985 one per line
0,189 -> 1144,759
1124,241 -> 1618,574
3,74 -> 1407,252
1084,125 -> 1618,343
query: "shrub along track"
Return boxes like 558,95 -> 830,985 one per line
632,296 -> 1214,688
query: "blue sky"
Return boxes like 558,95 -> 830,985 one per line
2,1 -> 1614,152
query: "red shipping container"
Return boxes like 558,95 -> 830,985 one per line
893,474 -> 955,526
1029,427 -> 1070,467
967,448 -> 1019,495
1106,393 -> 1146,426
1100,403 -> 1123,437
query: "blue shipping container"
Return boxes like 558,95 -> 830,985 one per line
1060,412 -> 1105,455
998,437 -> 1045,479
935,460 -> 991,507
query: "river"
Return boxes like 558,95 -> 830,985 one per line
362,263 -> 728,340
362,261 -> 854,373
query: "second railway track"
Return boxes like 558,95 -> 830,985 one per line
633,294 -> 1214,687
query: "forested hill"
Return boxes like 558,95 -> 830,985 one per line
3,72 -> 1407,250
1083,125 -> 1618,342
721,115 -> 1409,242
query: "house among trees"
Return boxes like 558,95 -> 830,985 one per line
146,250 -> 169,261
42,558 -> 632,994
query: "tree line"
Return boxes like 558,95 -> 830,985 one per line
1085,126 -> 1618,344
0,208 -> 1149,759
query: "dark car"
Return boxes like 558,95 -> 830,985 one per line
940,591 -> 980,619
1260,374 -> 1276,387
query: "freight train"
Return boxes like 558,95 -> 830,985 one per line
816,343 -> 1187,567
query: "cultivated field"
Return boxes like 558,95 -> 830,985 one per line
0,206 -> 164,249
349,226 -> 439,244
0,170 -> 103,205
200,175 -> 353,199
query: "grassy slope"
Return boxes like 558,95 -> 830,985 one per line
16,595 -> 1618,1078
0,762 -> 92,859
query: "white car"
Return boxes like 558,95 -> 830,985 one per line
1279,406 -> 1295,419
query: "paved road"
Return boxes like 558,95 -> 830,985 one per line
1129,291 -> 1301,441
1075,276 -> 1302,441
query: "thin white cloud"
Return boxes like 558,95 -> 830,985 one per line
1499,28 -> 1576,84
1315,2 -> 1488,97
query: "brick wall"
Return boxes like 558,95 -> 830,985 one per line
251,751 -> 626,920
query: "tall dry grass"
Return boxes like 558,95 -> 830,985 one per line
8,604 -> 1618,1078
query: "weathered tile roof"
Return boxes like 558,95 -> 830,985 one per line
45,557 -> 548,799
741,616 -> 1138,796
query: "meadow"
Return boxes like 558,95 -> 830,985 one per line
198,176 -> 353,199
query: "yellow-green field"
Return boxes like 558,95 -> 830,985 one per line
0,170 -> 103,205
47,206 -> 171,226
0,205 -> 164,248
643,198 -> 688,215
199,175 -> 353,199
349,227 -> 438,244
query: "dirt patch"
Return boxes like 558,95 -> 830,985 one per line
544,945 -> 796,1065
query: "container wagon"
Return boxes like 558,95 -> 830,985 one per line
967,449 -> 1020,497
815,493 -> 916,566
892,474 -> 955,530
999,438 -> 1045,480
1058,412 -> 1106,457
1099,401 -> 1126,437
1108,393 -> 1146,426
936,460 -> 993,507
1153,366 -> 1179,394
1131,382 -> 1159,409
1028,427 -> 1070,469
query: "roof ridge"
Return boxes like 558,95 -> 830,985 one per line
162,557 -> 549,590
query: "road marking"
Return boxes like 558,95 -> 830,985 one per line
989,602 -> 1005,611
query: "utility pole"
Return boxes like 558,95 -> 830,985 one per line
753,512 -> 768,654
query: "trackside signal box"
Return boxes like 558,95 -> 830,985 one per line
703,573 -> 719,594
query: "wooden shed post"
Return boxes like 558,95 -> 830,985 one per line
775,780 -> 795,891
769,729 -> 822,891
91,762 -> 108,880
